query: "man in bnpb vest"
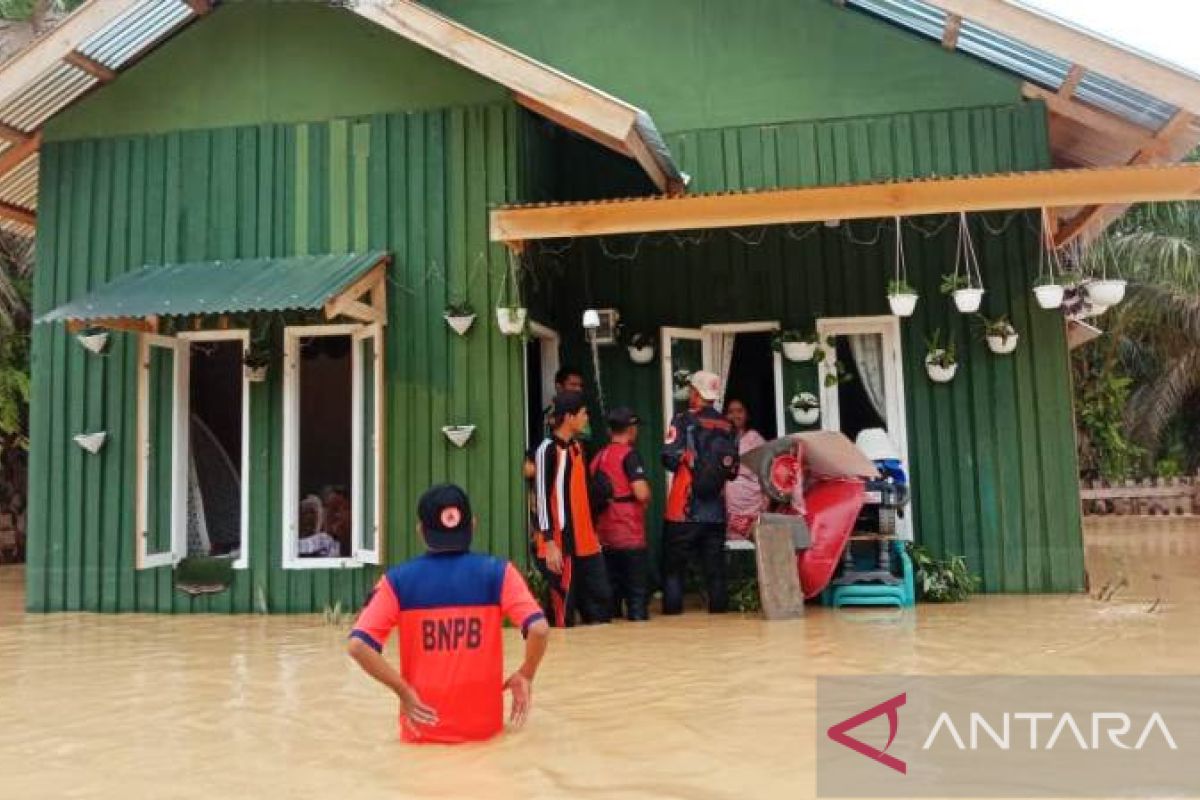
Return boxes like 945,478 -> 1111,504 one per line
532,390 -> 613,626
590,407 -> 652,621
661,371 -> 739,615
346,484 -> 550,744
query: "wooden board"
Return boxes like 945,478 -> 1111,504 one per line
754,516 -> 809,620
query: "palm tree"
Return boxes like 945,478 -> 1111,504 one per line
1076,199 -> 1200,473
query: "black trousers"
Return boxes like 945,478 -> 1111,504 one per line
662,521 -> 728,614
604,548 -> 650,621
548,552 -> 613,627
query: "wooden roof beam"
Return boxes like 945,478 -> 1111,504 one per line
63,51 -> 116,83
0,121 -> 30,145
925,0 -> 1200,114
0,130 -> 41,179
942,14 -> 962,50
186,0 -> 212,16
1023,83 -> 1152,145
1059,64 -> 1086,98
0,199 -> 35,227
490,163 -> 1200,242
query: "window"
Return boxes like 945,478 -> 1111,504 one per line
282,324 -> 382,568
136,331 -> 250,570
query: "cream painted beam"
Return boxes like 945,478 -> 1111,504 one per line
491,163 -> 1200,243
926,0 -> 1200,114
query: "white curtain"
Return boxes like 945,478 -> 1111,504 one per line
849,333 -> 888,425
711,332 -> 737,410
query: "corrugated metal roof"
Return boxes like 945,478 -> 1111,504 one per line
847,0 -> 1182,129
38,251 -> 390,323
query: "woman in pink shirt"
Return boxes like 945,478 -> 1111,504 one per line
724,399 -> 767,540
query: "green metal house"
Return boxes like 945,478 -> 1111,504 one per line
6,0 -> 1200,612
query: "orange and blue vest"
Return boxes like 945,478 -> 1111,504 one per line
350,552 -> 544,743
532,436 -> 601,557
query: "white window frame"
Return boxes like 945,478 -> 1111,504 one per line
135,330 -> 251,570
351,323 -> 384,566
816,315 -> 912,539
282,323 -> 383,569
660,326 -> 704,432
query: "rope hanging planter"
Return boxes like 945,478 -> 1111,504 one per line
1033,208 -> 1066,310
942,212 -> 986,313
887,215 -> 918,317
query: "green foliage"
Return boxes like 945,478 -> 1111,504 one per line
444,298 -> 474,317
924,328 -> 957,367
1073,361 -> 1145,481
908,544 -> 980,603
0,264 -> 29,450
978,314 -> 1016,341
887,278 -> 915,295
728,573 -> 761,613
939,273 -> 970,294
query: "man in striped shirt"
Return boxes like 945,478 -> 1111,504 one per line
532,391 -> 612,627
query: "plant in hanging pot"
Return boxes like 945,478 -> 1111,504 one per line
980,314 -> 1019,355
444,299 -> 476,337
941,273 -> 983,314
672,369 -> 694,401
243,342 -> 273,383
1032,274 -> 1065,310
773,329 -> 818,362
1085,278 -> 1127,307
886,278 -> 919,317
625,332 -> 655,365
788,391 -> 820,427
924,328 -> 958,383
442,425 -> 476,448
495,305 -> 528,336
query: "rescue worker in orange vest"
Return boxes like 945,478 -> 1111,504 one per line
532,391 -> 612,626
590,407 -> 652,621
346,484 -> 550,743
661,371 -> 739,615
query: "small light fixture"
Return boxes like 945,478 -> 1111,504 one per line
582,309 -> 601,330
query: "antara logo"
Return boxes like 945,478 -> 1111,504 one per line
826,693 -> 908,774
922,712 -> 1178,751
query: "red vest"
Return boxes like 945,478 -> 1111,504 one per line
591,443 -> 647,550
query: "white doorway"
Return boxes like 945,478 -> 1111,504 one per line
524,321 -> 561,448
660,322 -> 785,436
816,315 -> 911,538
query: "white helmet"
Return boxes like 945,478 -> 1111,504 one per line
855,428 -> 900,462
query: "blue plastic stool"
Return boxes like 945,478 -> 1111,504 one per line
824,541 -> 915,608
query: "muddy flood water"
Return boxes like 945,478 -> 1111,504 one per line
2,518 -> 1198,800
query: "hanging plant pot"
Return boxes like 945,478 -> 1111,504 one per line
788,392 -> 820,426
887,292 -> 919,317
986,333 -> 1019,355
628,345 -> 655,365
952,288 -> 984,313
924,352 -> 958,383
444,313 -> 477,337
496,307 -> 528,336
76,329 -> 110,355
442,425 -> 476,448
74,431 -> 108,454
244,364 -> 269,383
781,341 -> 817,362
1086,279 -> 1127,307
1033,283 -> 1064,310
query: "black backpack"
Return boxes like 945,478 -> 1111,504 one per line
688,421 -> 739,500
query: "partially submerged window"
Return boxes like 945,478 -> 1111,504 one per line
282,324 -> 382,568
137,331 -> 250,570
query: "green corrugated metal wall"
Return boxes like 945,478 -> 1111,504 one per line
535,102 -> 1084,593
27,104 -> 529,612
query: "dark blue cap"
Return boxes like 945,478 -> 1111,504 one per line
418,484 -> 473,552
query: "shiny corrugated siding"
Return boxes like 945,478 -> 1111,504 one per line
27,104 -> 527,612
542,102 -> 1083,593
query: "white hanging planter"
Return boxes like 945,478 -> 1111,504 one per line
442,425 -> 476,448
952,288 -> 984,313
925,353 -> 958,383
244,364 -> 268,383
986,333 -> 1019,355
444,313 -> 477,337
496,307 -> 527,336
781,341 -> 817,362
1033,283 -> 1064,310
887,293 -> 919,317
1086,279 -> 1127,307
628,345 -> 655,365
74,431 -> 108,454
76,330 -> 110,355
790,406 -> 820,426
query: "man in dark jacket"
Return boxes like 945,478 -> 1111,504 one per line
661,371 -> 738,614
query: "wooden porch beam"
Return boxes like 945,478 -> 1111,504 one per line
1023,83 -> 1152,145
0,199 -> 35,227
924,0 -> 1200,114
66,317 -> 154,334
325,298 -> 384,324
63,51 -> 117,83
1059,64 -> 1086,98
0,121 -> 29,145
186,0 -> 212,15
942,14 -> 962,50
323,262 -> 389,323
490,163 -> 1200,243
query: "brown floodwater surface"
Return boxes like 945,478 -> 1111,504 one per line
2,519 -> 1198,800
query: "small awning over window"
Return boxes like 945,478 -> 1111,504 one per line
39,251 -> 390,330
